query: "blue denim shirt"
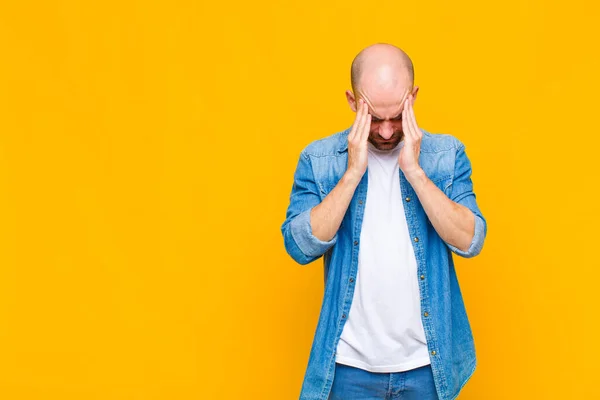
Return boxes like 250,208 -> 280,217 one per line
281,126 -> 488,400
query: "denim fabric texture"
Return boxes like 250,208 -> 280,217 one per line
281,126 -> 488,400
328,362 -> 439,400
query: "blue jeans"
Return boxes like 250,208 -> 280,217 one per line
328,362 -> 439,400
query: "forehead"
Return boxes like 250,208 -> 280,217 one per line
360,84 -> 410,119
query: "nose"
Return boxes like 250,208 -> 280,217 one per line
379,121 -> 394,140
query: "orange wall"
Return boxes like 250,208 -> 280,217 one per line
0,0 -> 598,398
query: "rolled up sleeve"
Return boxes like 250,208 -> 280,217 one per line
281,151 -> 337,265
445,142 -> 488,258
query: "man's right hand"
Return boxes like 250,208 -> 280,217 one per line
346,98 -> 372,183
299,98 -> 371,244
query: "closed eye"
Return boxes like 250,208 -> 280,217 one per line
370,113 -> 403,122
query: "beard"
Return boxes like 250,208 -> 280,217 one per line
368,130 -> 404,150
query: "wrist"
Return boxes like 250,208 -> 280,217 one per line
342,170 -> 363,187
404,167 -> 427,186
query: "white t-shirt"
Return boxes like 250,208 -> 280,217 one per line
334,140 -> 431,373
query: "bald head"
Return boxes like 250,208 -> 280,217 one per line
345,43 -> 418,151
350,43 -> 414,94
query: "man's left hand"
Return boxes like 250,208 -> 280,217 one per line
398,94 -> 423,180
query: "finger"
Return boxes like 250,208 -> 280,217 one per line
402,97 -> 414,141
353,100 -> 368,143
398,88 -> 410,126
348,99 -> 362,141
359,101 -> 371,142
348,99 -> 364,141
353,99 -> 365,141
351,100 -> 366,142
400,88 -> 410,111
361,113 -> 372,143
407,95 -> 420,138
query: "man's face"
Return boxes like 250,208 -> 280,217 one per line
354,80 -> 416,151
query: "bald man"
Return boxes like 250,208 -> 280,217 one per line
281,43 -> 487,400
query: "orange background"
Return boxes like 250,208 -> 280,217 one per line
1,0 -> 599,399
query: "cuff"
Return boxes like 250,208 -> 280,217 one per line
290,208 -> 337,258
447,214 -> 486,258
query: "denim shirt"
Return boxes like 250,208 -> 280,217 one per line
280,126 -> 488,400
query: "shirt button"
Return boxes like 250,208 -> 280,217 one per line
342,314 -> 346,319
420,275 -> 425,280
354,240 -> 359,245
424,312 -> 429,317
431,350 -> 436,355
349,277 -> 354,283
405,197 -> 411,202
414,237 -> 419,242
359,200 -> 364,205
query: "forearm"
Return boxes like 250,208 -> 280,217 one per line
310,172 -> 361,242
406,169 -> 475,252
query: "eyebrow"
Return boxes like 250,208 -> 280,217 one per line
370,110 -> 403,121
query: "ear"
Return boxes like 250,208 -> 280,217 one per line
411,86 -> 420,103
345,90 -> 357,112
